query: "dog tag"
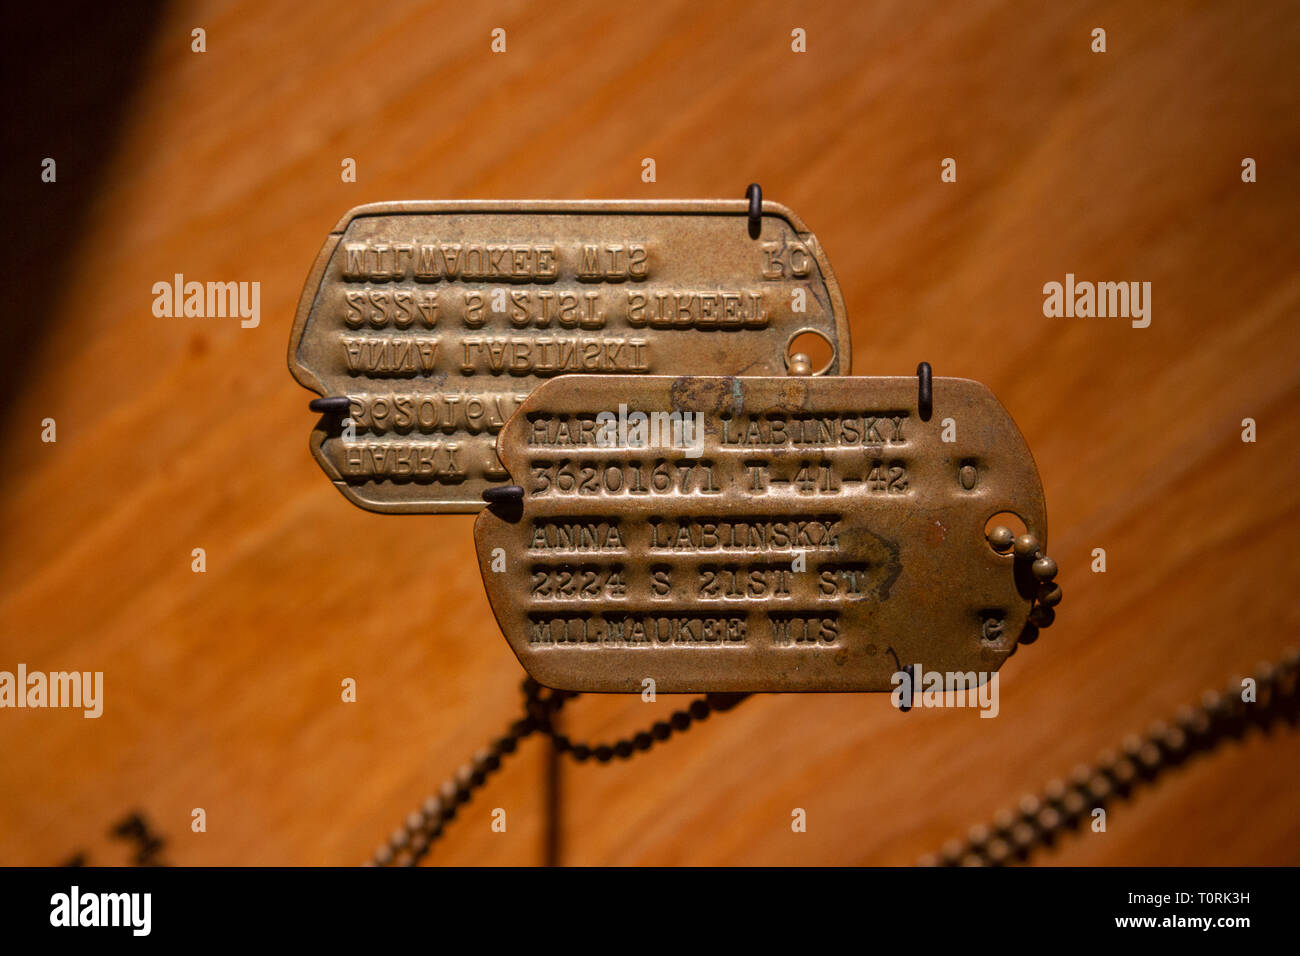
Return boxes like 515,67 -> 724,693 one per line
475,374 -> 1047,693
288,201 -> 851,513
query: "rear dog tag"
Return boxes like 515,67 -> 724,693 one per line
288,201 -> 851,513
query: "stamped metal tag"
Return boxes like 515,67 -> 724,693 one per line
475,374 -> 1047,693
288,201 -> 851,513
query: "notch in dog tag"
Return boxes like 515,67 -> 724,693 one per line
475,374 -> 1047,693
288,200 -> 851,514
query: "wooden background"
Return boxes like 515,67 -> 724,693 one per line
3,0 -> 1298,866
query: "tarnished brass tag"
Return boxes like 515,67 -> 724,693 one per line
475,375 -> 1046,693
288,201 -> 851,513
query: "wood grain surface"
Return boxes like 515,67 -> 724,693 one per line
3,0 -> 1298,866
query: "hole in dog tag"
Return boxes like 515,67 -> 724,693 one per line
288,201 -> 851,513
475,375 -> 1047,693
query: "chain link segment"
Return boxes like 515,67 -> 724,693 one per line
367,681 -> 748,866
920,649 -> 1300,867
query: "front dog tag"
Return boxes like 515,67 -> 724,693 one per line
288,201 -> 851,513
475,375 -> 1047,693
